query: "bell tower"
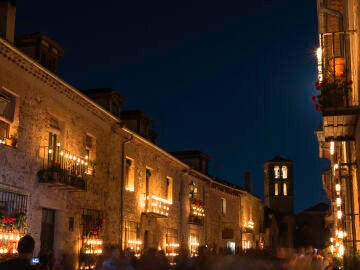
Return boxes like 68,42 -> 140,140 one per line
264,156 -> 294,215
264,155 -> 295,248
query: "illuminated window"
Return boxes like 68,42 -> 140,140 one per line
125,158 -> 135,192
166,177 -> 173,203
275,183 -> 279,196
282,166 -> 288,179
48,132 -> 58,162
274,166 -> 280,179
221,198 -> 226,215
0,120 -> 9,139
124,220 -> 140,254
85,134 -> 96,175
283,183 -> 287,196
189,234 -> 199,256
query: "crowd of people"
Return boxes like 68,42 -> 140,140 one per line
93,244 -> 337,270
0,235 -> 340,270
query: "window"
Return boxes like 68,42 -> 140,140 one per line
0,120 -> 9,140
0,189 -> 27,215
275,183 -> 279,196
48,132 -> 58,162
145,168 -> 151,196
274,166 -> 280,179
85,134 -> 96,175
125,158 -> 135,192
189,234 -> 199,256
166,177 -> 173,203
221,198 -> 226,215
81,208 -> 103,237
283,183 -> 287,196
0,89 -> 16,122
124,220 -> 140,253
85,135 -> 93,149
49,116 -> 60,130
282,166 -> 288,179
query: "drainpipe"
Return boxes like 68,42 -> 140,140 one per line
119,134 -> 133,250
180,169 -> 189,249
319,0 -> 344,56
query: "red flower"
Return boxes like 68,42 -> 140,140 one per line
311,96 -> 317,103
315,81 -> 322,90
315,104 -> 320,111
340,73 -> 347,78
102,217 -> 106,223
347,80 -> 353,85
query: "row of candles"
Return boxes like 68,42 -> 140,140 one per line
329,142 -> 345,257
190,205 -> 205,217
141,195 -> 172,216
47,143 -> 89,175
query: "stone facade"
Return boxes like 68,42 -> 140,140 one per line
0,12 -> 265,270
315,0 -> 360,260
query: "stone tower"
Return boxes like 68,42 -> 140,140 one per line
264,156 -> 294,215
264,156 -> 295,248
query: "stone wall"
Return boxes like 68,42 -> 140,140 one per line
0,38 -> 266,268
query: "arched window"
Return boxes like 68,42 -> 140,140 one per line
282,166 -> 288,179
274,182 -> 279,196
283,183 -> 287,196
274,166 -> 280,179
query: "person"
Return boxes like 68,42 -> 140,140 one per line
156,250 -> 170,270
94,245 -> 112,270
102,246 -> 134,270
0,234 -> 38,270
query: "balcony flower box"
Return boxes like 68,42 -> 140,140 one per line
313,74 -> 352,111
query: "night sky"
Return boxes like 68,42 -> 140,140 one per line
15,0 -> 329,212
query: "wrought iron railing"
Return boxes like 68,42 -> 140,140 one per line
318,32 -> 359,111
37,146 -> 88,191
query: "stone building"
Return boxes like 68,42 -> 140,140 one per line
314,0 -> 360,261
294,202 -> 330,250
263,156 -> 295,249
0,1 -> 266,268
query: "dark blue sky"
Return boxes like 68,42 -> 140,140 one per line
16,0 -> 329,212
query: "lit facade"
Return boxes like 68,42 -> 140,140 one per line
0,1 -> 267,268
315,0 -> 360,261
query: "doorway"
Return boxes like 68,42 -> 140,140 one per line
40,208 -> 55,252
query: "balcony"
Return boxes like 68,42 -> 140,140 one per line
316,32 -> 360,140
37,146 -> 88,191
141,194 -> 171,218
188,198 -> 205,226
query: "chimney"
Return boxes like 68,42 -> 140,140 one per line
0,0 -> 16,44
244,172 -> 252,193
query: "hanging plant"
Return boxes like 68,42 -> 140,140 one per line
312,73 -> 353,111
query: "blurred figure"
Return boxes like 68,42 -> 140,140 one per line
54,253 -> 65,270
174,248 -> 190,270
95,245 -> 112,270
188,245 -> 211,270
124,248 -> 138,269
0,234 -> 38,270
138,248 -> 159,270
102,246 -> 121,270
156,250 -> 170,270
38,249 -> 56,270
102,246 -> 134,270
